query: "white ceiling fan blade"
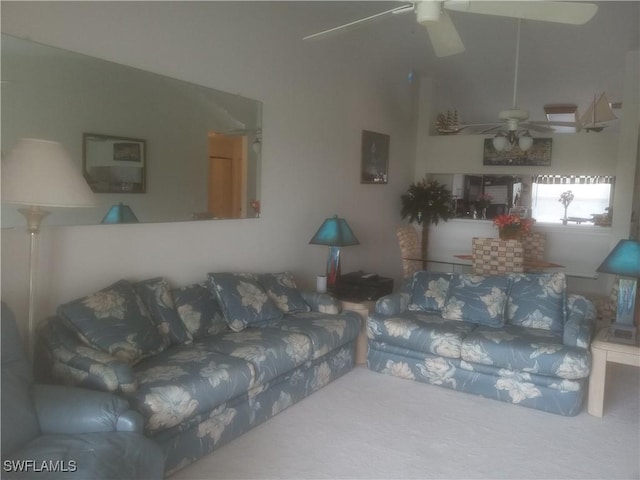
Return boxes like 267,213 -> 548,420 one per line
303,4 -> 414,41
445,1 -> 598,25
423,10 -> 465,57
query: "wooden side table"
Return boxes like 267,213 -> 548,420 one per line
588,328 -> 640,417
339,299 -> 375,366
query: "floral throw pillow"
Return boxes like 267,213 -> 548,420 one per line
135,277 -> 191,346
506,272 -> 566,331
171,282 -> 229,340
57,279 -> 166,364
441,274 -> 511,327
208,273 -> 283,332
258,272 -> 310,314
408,271 -> 453,313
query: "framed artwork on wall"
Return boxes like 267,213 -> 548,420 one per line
361,130 -> 389,184
483,138 -> 552,166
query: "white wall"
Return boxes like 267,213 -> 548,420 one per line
1,2 -> 418,337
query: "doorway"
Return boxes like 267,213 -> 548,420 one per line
208,133 -> 247,219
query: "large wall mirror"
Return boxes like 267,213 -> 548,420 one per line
429,173 -> 615,227
1,34 -> 262,227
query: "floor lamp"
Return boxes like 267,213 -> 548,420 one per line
1,138 -> 96,356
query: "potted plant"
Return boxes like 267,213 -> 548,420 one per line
400,178 -> 453,261
493,214 -> 534,240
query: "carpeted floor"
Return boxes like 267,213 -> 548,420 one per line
171,363 -> 639,480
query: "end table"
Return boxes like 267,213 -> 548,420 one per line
338,299 -> 375,366
588,327 -> 640,417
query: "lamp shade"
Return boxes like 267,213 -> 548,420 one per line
101,203 -> 139,224
596,240 -> 640,278
2,138 -> 95,207
309,215 -> 360,247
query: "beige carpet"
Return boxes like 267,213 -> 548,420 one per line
171,363 -> 639,480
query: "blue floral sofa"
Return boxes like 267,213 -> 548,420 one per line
367,271 -> 596,416
35,272 -> 361,475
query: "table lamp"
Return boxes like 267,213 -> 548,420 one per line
1,138 -> 96,355
102,203 -> 139,223
596,239 -> 640,344
309,215 -> 359,288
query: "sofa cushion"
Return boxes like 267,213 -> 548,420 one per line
461,324 -> 590,379
258,272 -> 310,314
197,328 -> 312,386
408,271 -> 452,313
57,280 -> 166,365
367,311 -> 477,360
135,277 -> 191,346
208,273 -> 283,332
264,311 -> 361,360
131,344 -> 255,434
506,273 -> 566,332
442,274 -> 511,327
172,282 -> 229,340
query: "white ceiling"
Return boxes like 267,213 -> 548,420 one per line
294,1 -> 639,130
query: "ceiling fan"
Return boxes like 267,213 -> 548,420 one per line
303,1 -> 599,58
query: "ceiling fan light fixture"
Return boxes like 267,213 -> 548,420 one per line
492,134 -> 508,152
493,129 -> 533,152
518,132 -> 534,151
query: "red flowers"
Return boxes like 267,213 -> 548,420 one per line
493,214 -> 534,237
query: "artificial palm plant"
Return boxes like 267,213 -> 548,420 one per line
400,178 -> 453,261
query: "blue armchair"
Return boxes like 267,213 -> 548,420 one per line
1,302 -> 165,479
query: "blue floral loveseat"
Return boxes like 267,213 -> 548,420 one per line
367,271 -> 596,416
35,272 -> 361,475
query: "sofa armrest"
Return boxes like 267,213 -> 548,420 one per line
301,291 -> 341,314
35,317 -> 137,394
563,294 -> 597,348
375,292 -> 411,315
32,384 -> 144,434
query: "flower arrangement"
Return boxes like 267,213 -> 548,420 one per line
559,190 -> 574,224
493,214 -> 533,240
476,193 -> 493,210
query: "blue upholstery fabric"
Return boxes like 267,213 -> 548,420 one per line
506,272 -> 566,332
368,311 -> 477,360
135,277 -> 191,346
442,274 -> 511,327
265,311 -> 361,360
131,344 -> 255,434
368,271 -> 595,416
57,280 -> 166,364
208,273 -> 283,331
461,324 -> 590,379
408,271 -> 452,313
35,274 -> 361,474
258,272 -> 311,314
172,282 -> 228,340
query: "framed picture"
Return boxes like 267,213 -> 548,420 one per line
83,133 -> 146,193
361,130 -> 389,184
483,138 -> 552,166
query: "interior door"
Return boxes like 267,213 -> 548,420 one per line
208,134 -> 247,219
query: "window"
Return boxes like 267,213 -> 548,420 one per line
531,175 -> 614,225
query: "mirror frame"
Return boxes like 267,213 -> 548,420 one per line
83,133 -> 147,193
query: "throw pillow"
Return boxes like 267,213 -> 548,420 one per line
171,282 -> 229,340
134,277 -> 191,346
208,272 -> 283,332
441,274 -> 511,327
408,271 -> 453,313
57,279 -> 166,364
506,272 -> 566,331
258,272 -> 310,314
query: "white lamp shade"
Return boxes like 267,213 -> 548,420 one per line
2,138 -> 96,208
492,136 -> 507,151
518,135 -> 534,151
